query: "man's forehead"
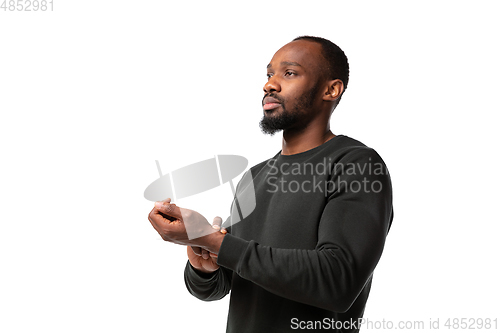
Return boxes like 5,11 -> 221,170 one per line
267,40 -> 324,69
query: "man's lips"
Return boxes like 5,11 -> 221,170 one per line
263,96 -> 281,111
263,103 -> 281,111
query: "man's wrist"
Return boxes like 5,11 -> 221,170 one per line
202,229 -> 226,254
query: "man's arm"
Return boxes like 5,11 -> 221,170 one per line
215,149 -> 393,313
184,222 -> 233,302
149,149 -> 393,312
184,261 -> 233,301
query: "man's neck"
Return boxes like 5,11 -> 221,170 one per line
281,127 -> 335,156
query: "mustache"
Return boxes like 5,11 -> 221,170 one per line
262,93 -> 284,105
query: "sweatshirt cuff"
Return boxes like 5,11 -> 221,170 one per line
216,233 -> 250,272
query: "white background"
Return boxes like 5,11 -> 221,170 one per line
1,1 -> 499,332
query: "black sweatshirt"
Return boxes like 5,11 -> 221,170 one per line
184,135 -> 394,333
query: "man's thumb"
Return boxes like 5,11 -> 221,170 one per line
212,216 -> 223,230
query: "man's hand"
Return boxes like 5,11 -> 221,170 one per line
188,245 -> 219,273
148,199 -> 226,254
187,217 -> 226,274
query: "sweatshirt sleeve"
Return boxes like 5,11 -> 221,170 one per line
184,261 -> 233,301
216,148 -> 393,313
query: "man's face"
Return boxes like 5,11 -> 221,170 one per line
260,40 -> 327,135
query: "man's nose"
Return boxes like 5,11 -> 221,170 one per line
263,76 -> 281,93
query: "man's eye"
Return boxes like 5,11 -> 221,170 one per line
267,73 -> 273,79
285,71 -> 295,76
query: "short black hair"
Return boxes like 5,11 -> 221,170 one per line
293,36 -> 349,98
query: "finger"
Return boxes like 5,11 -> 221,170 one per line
201,249 -> 210,260
191,246 -> 202,256
148,207 -> 179,242
148,208 -> 161,232
212,216 -> 223,230
162,198 -> 172,204
149,206 -> 169,230
154,201 -> 183,222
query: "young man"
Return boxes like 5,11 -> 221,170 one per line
149,36 -> 394,332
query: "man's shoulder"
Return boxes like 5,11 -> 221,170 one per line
325,136 -> 391,175
326,135 -> 381,160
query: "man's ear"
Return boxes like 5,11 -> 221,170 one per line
323,79 -> 344,102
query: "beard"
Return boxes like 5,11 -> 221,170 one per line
259,83 -> 320,136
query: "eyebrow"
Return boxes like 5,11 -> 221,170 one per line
267,61 -> 303,69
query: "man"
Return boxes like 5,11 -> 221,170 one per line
149,36 -> 394,332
